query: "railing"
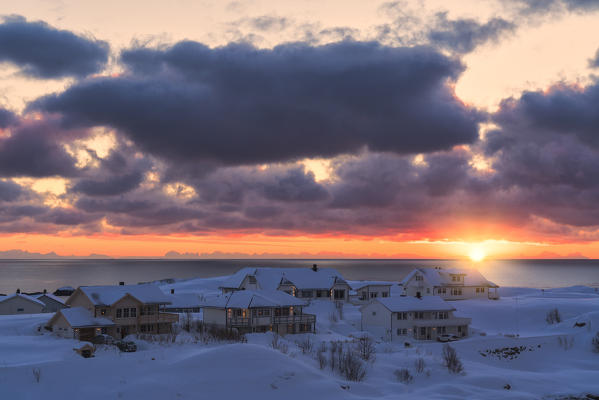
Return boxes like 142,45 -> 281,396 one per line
139,312 -> 179,324
273,314 -> 315,325
227,313 -> 316,327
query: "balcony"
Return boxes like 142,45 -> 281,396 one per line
139,312 -> 179,324
227,313 -> 316,327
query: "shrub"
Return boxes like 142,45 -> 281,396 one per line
557,335 -> 574,350
355,335 -> 376,362
339,349 -> 366,382
415,358 -> 425,374
32,368 -> 41,383
316,349 -> 327,369
546,308 -> 562,324
271,333 -> 281,350
592,332 -> 599,353
442,344 -> 464,374
394,368 -> 413,384
330,341 -> 339,371
297,337 -> 313,354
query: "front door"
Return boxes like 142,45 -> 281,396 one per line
121,326 -> 129,339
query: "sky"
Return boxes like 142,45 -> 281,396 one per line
1,0 -> 599,259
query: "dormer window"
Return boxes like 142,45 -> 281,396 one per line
248,275 -> 257,284
415,275 -> 423,281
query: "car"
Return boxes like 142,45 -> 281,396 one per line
116,340 -> 137,352
91,334 -> 115,345
437,334 -> 458,342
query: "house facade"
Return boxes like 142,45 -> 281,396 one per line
47,307 -> 115,341
33,292 -> 68,313
349,281 -> 393,302
400,267 -> 499,300
219,266 -> 351,302
47,284 -> 178,340
360,296 -> 471,341
0,293 -> 45,315
201,290 -> 316,335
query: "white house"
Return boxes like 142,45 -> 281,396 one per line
32,292 -> 68,313
201,290 -> 316,334
219,265 -> 351,302
349,281 -> 393,302
0,293 -> 45,315
400,267 -> 499,300
360,296 -> 471,341
161,291 -> 203,313
47,307 -> 115,340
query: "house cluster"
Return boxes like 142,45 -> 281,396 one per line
1,264 -> 499,343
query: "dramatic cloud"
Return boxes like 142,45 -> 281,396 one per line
0,108 -> 16,128
0,15 -> 109,79
510,0 -> 599,15
427,12 -> 516,54
0,180 -> 23,202
32,40 -> 481,166
590,48 -> 599,68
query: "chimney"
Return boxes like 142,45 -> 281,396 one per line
43,289 -> 47,294
119,282 -> 125,286
171,289 -> 175,294
312,264 -> 318,272
16,288 -> 21,294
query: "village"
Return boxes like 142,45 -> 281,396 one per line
1,264 -> 599,399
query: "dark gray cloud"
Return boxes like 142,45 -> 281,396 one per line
0,180 -> 23,202
590,48 -> 599,68
247,16 -> 290,31
0,108 -> 16,128
427,12 -> 516,54
0,15 -> 109,79
32,40 -> 481,166
510,0 -> 599,15
0,120 -> 79,177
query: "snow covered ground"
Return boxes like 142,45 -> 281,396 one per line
1,281 -> 598,400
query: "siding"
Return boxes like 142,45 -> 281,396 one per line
0,296 -> 44,315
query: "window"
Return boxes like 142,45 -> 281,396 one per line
130,308 -> 137,317
116,309 -> 122,318
420,327 -> 426,336
415,275 -> 423,281
301,290 -> 313,298
17,308 -> 24,312
437,311 -> 448,319
370,292 -> 378,298
452,276 -> 457,282
396,312 -> 407,320
426,288 -> 430,294
382,292 -> 389,297
372,311 -> 376,316
438,326 -> 446,334
123,308 -> 129,318
480,287 -> 485,293
414,312 -> 424,319
397,328 -> 407,335
100,309 -> 106,315
451,288 -> 462,296
439,288 -> 446,294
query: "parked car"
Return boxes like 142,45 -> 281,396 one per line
437,334 -> 458,342
91,334 -> 115,345
116,340 -> 137,352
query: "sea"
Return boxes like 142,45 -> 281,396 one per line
1,258 -> 599,295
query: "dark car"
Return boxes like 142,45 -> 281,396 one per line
116,340 -> 137,352
91,334 -> 115,345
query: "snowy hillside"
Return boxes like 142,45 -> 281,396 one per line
1,285 -> 599,399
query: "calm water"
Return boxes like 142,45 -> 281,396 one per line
1,258 -> 599,294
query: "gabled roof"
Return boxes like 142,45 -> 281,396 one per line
220,267 -> 347,291
32,293 -> 66,305
164,293 -> 203,308
0,293 -> 45,306
76,284 -> 172,306
375,295 -> 455,312
400,267 -> 498,288
201,290 -> 307,309
349,280 -> 394,290
55,307 -> 115,328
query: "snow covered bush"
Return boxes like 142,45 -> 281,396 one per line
415,358 -> 425,374
297,337 -> 313,354
592,332 -> 599,353
32,368 -> 41,383
355,335 -> 376,362
271,333 -> 281,349
442,344 -> 464,374
328,312 -> 338,323
394,368 -> 413,384
546,308 -> 562,324
557,335 -> 574,350
339,349 -> 366,382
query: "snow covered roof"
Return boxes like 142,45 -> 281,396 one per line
58,307 -> 115,328
349,280 -> 395,290
376,295 -> 455,312
78,284 -> 172,306
0,293 -> 45,306
57,286 -> 75,291
220,267 -> 347,290
164,293 -> 203,308
400,267 -> 498,288
32,293 -> 66,304
201,290 -> 307,309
